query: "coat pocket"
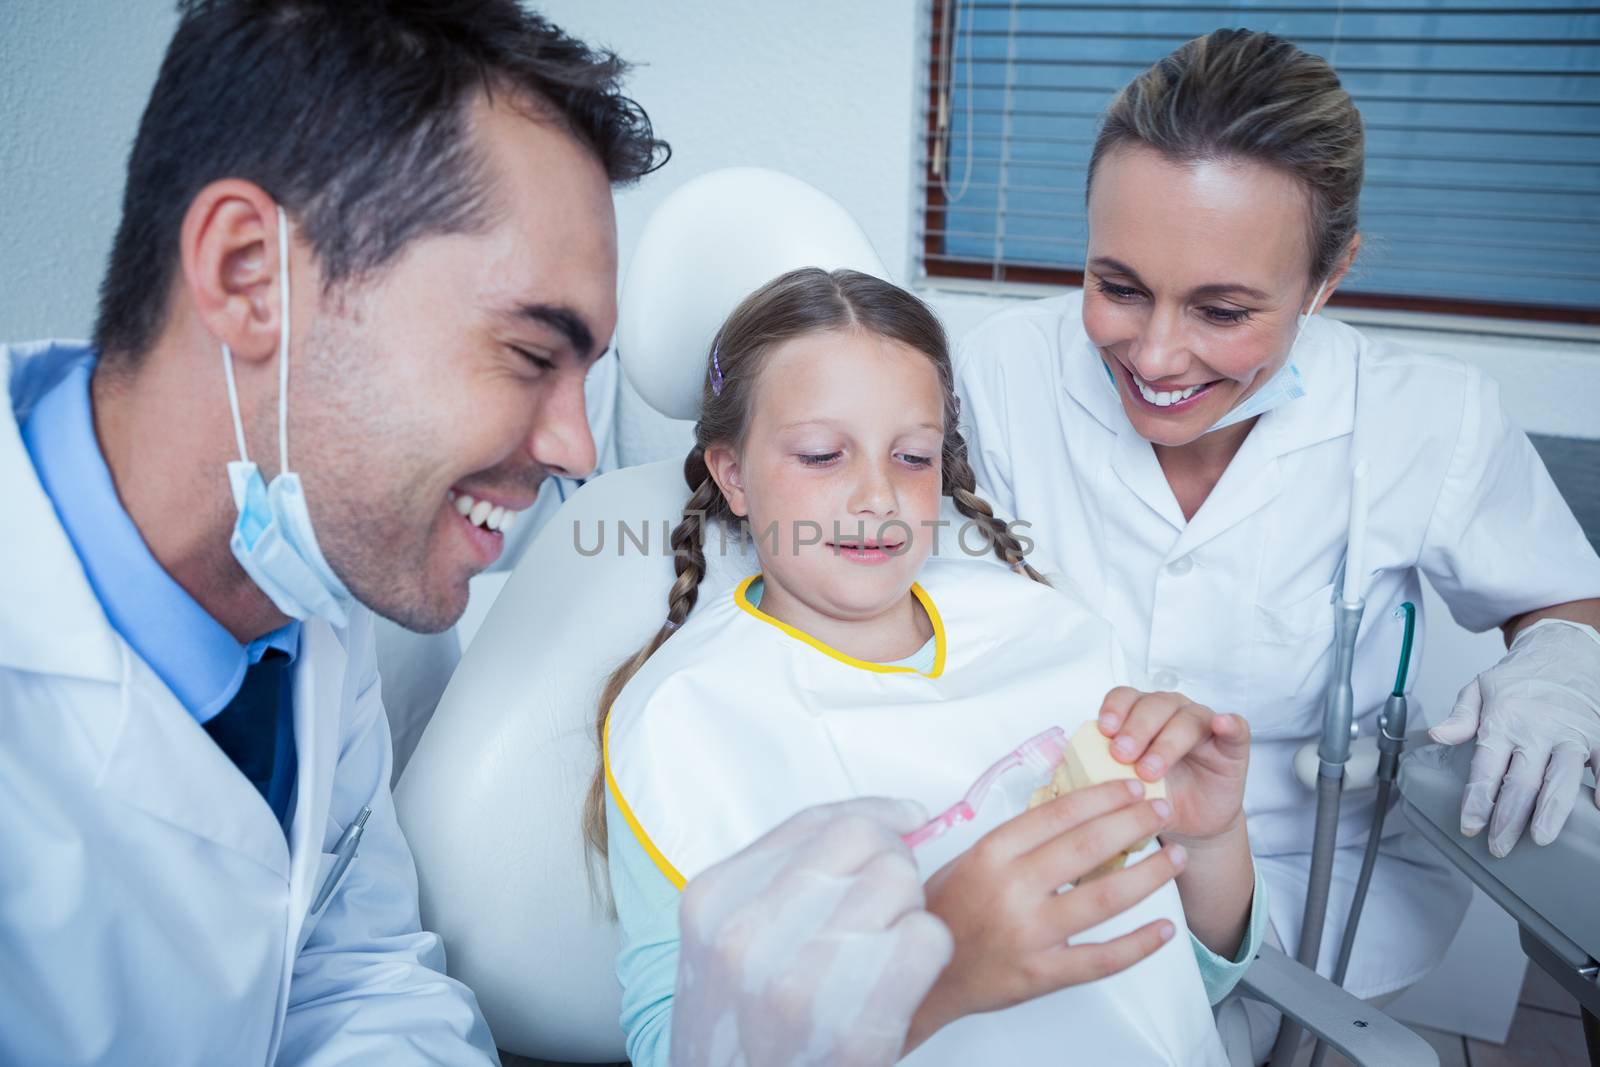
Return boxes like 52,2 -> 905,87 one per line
1255,581 -> 1340,645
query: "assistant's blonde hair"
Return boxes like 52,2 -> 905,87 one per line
1088,28 -> 1364,282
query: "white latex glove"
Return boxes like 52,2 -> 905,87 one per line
671,797 -> 954,1067
1430,618 -> 1600,857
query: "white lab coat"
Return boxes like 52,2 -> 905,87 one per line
953,292 -> 1600,998
0,341 -> 498,1066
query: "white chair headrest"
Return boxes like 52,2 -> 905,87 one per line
616,167 -> 890,422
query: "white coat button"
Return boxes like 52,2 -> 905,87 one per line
1153,670 -> 1180,690
1166,556 -> 1193,577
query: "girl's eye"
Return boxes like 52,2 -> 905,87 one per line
1200,306 -> 1250,325
797,452 -> 842,467
1095,279 -> 1143,301
899,453 -> 935,469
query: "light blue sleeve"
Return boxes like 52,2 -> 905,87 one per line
606,791 -> 683,1067
1190,861 -> 1271,1006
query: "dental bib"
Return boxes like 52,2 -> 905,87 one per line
606,555 -> 1229,1067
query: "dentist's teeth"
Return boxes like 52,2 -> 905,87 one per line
453,489 -> 520,534
1134,374 -> 1202,408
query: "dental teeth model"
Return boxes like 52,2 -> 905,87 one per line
1029,721 -> 1167,880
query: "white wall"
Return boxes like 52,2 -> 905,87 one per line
540,1 -> 926,284
0,2 -> 180,340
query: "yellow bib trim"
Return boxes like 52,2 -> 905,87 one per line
603,711 -> 687,891
733,574 -> 947,678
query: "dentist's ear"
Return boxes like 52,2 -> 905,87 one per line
1310,233 -> 1362,315
179,179 -> 292,366
703,444 -> 749,518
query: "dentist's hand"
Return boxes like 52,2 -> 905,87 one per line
1096,687 -> 1252,845
1431,619 -> 1600,857
671,797 -> 953,1067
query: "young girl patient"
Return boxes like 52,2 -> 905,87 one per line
586,269 -> 1268,1065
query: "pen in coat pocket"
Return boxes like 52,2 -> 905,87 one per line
312,806 -> 371,914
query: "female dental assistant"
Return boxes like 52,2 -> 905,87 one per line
954,28 -> 1600,1005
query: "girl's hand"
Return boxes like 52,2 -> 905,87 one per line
1096,687 -> 1251,845
907,779 -> 1187,1049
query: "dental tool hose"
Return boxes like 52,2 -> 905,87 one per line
1306,604 -> 1416,1067
1269,592 -> 1365,1067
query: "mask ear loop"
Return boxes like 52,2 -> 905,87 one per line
275,205 -> 292,478
1295,278 -> 1330,341
221,343 -> 251,464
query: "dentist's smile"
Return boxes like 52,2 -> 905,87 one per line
446,487 -> 535,565
1110,358 -> 1221,414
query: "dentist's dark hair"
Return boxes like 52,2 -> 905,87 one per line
93,0 -> 668,363
582,268 -> 1046,864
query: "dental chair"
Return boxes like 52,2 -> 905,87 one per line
394,167 -> 1436,1067
1400,742 -> 1600,1063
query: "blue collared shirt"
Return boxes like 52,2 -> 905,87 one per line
21,353 -> 299,829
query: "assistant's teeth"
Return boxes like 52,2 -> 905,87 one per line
469,500 -> 493,527
488,505 -> 507,531
455,493 -> 475,516
1134,373 -> 1203,408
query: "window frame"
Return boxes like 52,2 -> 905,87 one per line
917,0 -> 1600,327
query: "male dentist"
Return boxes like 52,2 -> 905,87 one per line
0,2 -> 951,1064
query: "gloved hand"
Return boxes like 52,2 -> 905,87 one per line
671,797 -> 954,1067
1430,619 -> 1600,858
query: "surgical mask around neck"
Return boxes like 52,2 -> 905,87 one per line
1204,278 -> 1327,434
221,206 -> 353,627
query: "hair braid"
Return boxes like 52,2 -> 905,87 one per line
582,447 -> 726,864
943,435 -> 1049,586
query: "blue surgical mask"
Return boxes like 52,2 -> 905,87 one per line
1205,278 -> 1328,434
221,206 -> 353,627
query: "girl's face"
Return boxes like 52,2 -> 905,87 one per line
1083,144 -> 1332,449
708,327 -> 946,631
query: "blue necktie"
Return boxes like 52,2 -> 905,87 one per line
205,648 -> 297,830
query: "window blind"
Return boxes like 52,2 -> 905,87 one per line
920,1 -> 1600,319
